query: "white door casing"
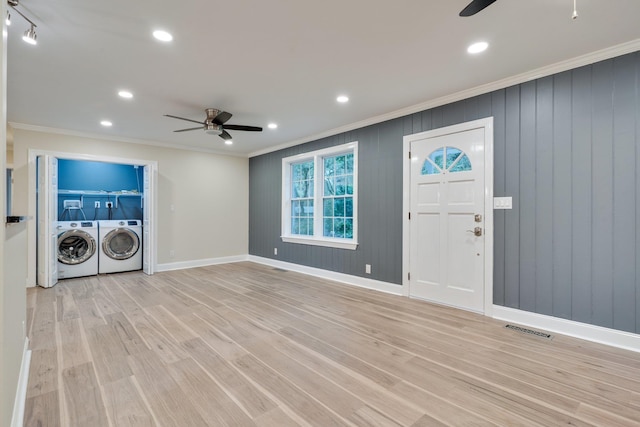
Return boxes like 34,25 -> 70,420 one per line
29,150 -> 158,287
142,164 -> 154,275
403,118 -> 493,315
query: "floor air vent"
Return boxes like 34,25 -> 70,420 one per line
505,324 -> 553,340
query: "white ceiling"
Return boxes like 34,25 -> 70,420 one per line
7,0 -> 640,156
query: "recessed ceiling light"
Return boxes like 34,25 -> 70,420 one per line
337,95 -> 349,103
225,140 -> 233,145
467,41 -> 488,54
100,120 -> 113,127
153,30 -> 173,42
268,123 -> 278,129
118,90 -> 133,99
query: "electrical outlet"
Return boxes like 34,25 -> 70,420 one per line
106,201 -> 113,208
94,201 -> 100,208
274,248 -> 278,255
365,264 -> 371,274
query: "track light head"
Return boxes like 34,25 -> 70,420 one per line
22,24 -> 36,45
5,11 -> 10,26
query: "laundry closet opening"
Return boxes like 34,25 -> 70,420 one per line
32,152 -> 157,288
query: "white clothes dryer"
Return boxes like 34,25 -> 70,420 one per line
57,221 -> 99,279
98,220 -> 143,274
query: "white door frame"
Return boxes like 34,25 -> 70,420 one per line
402,117 -> 494,316
27,149 -> 158,286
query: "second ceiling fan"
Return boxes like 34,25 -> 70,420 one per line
165,108 -> 262,142
459,0 -> 497,17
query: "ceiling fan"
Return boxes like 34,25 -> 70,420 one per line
164,108 -> 263,141
459,0 -> 497,17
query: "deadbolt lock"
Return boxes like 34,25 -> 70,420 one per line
475,214 -> 482,222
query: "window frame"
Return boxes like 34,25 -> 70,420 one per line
281,142 -> 358,250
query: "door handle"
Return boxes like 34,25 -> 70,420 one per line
466,227 -> 482,236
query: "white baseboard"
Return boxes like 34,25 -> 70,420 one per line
11,338 -> 31,427
248,255 -> 404,296
492,305 -> 640,353
156,255 -> 249,272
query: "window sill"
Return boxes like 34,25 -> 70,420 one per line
281,236 -> 358,250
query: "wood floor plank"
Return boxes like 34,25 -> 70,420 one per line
55,285 -> 80,321
57,318 -> 91,369
127,350 -> 209,427
26,348 -> 59,398
253,407 -> 307,427
145,304 -> 198,343
75,297 -> 107,330
123,307 -> 189,364
182,338 -> 277,419
84,322 -> 134,385
101,376 -> 156,427
260,334 -> 422,425
24,263 -> 640,427
166,358 -> 255,426
61,362 -> 109,427
104,312 -> 149,356
232,353 -> 352,427
24,390 -> 61,427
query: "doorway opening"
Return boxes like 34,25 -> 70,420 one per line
27,150 -> 158,287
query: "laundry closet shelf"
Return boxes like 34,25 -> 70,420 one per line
58,190 -> 143,208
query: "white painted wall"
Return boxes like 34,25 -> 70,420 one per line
11,128 -> 249,284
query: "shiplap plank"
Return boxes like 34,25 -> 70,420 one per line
571,65 -> 594,325
551,70 -> 574,320
591,60 -> 615,329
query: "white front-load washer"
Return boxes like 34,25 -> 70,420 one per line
57,221 -> 99,279
98,220 -> 143,274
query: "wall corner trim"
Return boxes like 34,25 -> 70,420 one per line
248,255 -> 404,296
11,338 -> 31,427
492,305 -> 640,353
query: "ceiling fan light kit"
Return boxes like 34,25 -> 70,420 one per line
165,108 -> 263,143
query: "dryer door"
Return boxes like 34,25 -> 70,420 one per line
58,230 -> 97,265
102,228 -> 140,260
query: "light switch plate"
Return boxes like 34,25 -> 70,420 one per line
493,197 -> 513,209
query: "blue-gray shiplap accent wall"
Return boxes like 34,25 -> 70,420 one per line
249,51 -> 640,334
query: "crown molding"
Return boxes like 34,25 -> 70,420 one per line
249,39 -> 640,158
9,122 -> 247,158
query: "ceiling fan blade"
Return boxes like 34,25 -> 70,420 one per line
459,0 -> 497,17
164,114 -> 204,125
224,124 -> 263,132
174,126 -> 204,132
213,111 -> 232,125
219,130 -> 233,140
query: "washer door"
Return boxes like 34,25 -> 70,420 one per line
102,228 -> 140,260
58,230 -> 97,265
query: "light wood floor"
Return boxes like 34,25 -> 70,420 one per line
24,262 -> 640,426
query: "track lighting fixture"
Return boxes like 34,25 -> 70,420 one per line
7,0 -> 39,45
22,24 -> 36,44
5,11 -> 10,26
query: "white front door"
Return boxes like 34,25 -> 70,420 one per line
407,121 -> 490,313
